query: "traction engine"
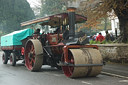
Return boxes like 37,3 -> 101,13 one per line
22,7 -> 103,78
1,7 -> 103,78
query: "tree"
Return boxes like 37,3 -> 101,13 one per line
40,0 -> 73,17
77,0 -> 128,43
0,0 -> 35,34
41,0 -> 63,17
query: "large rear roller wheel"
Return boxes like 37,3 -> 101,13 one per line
25,39 -> 43,71
62,48 -> 103,78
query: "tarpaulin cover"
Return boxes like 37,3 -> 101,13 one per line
1,28 -> 34,46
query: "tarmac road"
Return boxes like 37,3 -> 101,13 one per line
102,63 -> 128,77
0,51 -> 128,85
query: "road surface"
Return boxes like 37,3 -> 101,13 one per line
0,51 -> 128,85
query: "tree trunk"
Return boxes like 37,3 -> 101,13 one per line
118,17 -> 128,43
104,17 -> 108,31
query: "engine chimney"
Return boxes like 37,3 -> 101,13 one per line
67,7 -> 76,39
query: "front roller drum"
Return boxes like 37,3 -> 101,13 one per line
25,39 -> 43,71
62,48 -> 103,78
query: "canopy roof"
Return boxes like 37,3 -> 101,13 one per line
21,13 -> 87,27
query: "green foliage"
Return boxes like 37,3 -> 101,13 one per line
89,40 -> 96,44
89,40 -> 113,44
0,0 -> 35,34
105,40 -> 113,44
102,40 -> 106,44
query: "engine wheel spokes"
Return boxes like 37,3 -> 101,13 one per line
62,50 -> 75,77
25,39 -> 43,71
28,44 -> 35,68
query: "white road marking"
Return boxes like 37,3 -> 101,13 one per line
101,72 -> 128,79
81,81 -> 92,85
119,80 -> 128,83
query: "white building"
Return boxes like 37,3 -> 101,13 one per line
111,17 -> 120,35
97,17 -> 120,37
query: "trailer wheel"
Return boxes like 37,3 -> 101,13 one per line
2,52 -> 8,64
25,39 -> 43,71
10,53 -> 16,66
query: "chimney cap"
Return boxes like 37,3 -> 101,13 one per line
67,7 -> 77,12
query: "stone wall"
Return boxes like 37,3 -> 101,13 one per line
95,44 -> 128,62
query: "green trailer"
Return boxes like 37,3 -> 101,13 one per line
1,28 -> 34,66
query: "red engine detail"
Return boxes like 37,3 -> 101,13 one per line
21,47 -> 25,55
33,34 -> 40,39
47,34 -> 63,45
47,34 -> 58,45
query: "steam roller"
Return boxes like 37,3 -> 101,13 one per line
20,7 -> 103,78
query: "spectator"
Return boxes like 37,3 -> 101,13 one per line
89,36 -> 93,42
105,30 -> 111,41
92,35 -> 96,40
96,33 -> 105,42
110,32 -> 115,41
